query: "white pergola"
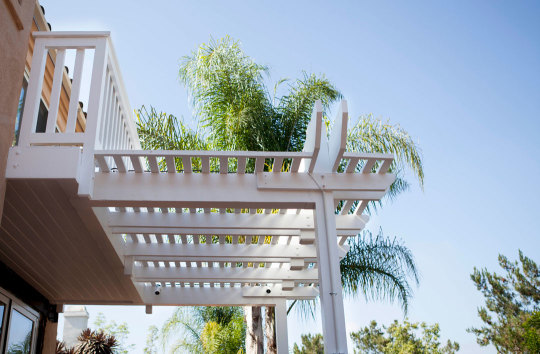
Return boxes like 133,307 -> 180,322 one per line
7,32 -> 396,353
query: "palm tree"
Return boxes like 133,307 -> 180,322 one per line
73,329 -> 118,354
137,36 -> 424,353
160,306 -> 245,353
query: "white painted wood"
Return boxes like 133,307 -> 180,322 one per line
328,100 -> 348,172
135,284 -> 316,305
300,100 -> 322,173
346,156 -> 360,173
275,299 -> 289,354
109,211 -> 315,230
281,281 -> 295,291
7,147 -> 81,179
237,156 -> 246,174
378,158 -> 393,174
124,257 -> 133,275
132,266 -> 318,283
289,258 -> 305,271
10,35 -> 401,351
91,173 -> 390,207
361,158 -> 377,174
124,243 -> 317,260
79,37 -> 109,196
257,172 -> 395,192
165,155 -> 175,173
315,193 -> 348,353
273,157 -> 283,173
114,228 -> 300,237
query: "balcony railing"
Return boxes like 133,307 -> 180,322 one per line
19,31 -> 140,150
17,31 -> 140,194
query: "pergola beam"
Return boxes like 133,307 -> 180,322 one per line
108,212 -> 367,233
91,172 -> 393,207
135,285 -> 317,305
124,243 -> 318,259
132,266 -> 318,283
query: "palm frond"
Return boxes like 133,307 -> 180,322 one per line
340,229 -> 420,314
347,115 -> 424,190
179,36 -> 271,151
277,72 -> 342,152
161,307 -> 204,353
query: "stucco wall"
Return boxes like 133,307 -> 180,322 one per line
0,0 -> 36,220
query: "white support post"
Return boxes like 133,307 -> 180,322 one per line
78,37 -> 109,196
275,299 -> 288,354
314,192 -> 348,353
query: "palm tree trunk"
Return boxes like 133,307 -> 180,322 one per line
244,306 -> 263,354
264,306 -> 277,354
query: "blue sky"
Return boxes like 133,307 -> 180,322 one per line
45,0 -> 540,352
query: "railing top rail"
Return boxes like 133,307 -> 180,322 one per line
94,150 -> 313,158
342,152 -> 394,160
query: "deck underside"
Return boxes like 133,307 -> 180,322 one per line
0,179 -> 141,305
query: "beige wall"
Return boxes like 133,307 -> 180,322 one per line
0,0 -> 36,221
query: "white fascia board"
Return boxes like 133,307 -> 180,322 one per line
111,227 -> 301,236
132,266 -> 318,283
124,243 -> 317,260
242,284 -> 318,299
257,172 -> 396,192
109,212 -> 315,230
109,212 -> 366,234
91,173 -> 318,208
6,146 -> 81,180
136,285 -> 317,305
